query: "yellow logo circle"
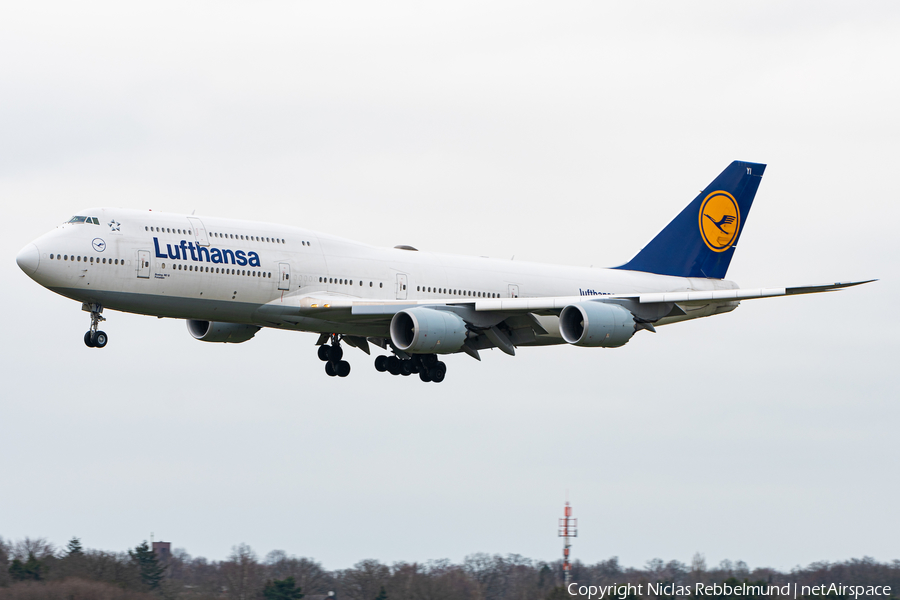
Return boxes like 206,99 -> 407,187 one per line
699,191 -> 740,252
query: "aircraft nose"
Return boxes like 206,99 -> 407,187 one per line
16,243 -> 40,276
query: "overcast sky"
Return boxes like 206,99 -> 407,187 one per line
2,1 -> 898,572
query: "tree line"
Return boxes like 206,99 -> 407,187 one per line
0,535 -> 897,600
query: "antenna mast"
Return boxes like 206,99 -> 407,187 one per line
558,500 -> 577,587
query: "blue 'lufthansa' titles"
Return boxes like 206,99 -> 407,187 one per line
579,288 -> 611,296
153,237 -> 261,267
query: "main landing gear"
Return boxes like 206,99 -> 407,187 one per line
374,353 -> 447,383
83,303 -> 108,349
318,335 -> 351,377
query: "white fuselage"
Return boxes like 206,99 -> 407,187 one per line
19,208 -> 739,343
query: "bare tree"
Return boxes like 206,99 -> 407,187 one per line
221,543 -> 262,600
337,559 -> 391,600
0,537 -> 10,587
264,550 -> 332,596
691,552 -> 707,579
11,538 -> 55,561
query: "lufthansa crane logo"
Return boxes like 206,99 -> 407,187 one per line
699,190 -> 740,252
92,238 -> 107,252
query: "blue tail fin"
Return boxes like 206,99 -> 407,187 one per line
614,160 -> 766,279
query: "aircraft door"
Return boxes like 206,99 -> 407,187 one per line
137,250 -> 151,279
396,273 -> 408,300
508,284 -> 519,298
278,263 -> 291,291
187,217 -> 209,247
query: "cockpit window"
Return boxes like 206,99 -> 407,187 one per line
66,216 -> 100,225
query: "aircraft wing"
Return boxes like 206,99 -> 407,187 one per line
285,279 -> 875,315
261,279 -> 874,357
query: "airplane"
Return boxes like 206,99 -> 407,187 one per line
16,161 -> 873,383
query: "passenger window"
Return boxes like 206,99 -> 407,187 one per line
379,282 -> 383,288
370,282 -> 373,287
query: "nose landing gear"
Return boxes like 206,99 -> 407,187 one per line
83,303 -> 108,348
318,335 -> 351,377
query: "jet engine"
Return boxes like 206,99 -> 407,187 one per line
390,307 -> 467,354
187,320 -> 260,343
558,302 -> 636,348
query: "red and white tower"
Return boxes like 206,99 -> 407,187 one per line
558,500 -> 577,587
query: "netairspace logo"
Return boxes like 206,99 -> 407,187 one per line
566,582 -> 893,599
154,238 -> 261,267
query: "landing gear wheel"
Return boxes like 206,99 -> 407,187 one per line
374,355 -> 388,372
84,303 -> 106,348
429,362 -> 446,383
325,361 -> 337,377
399,360 -> 412,376
329,344 -> 343,361
387,356 -> 401,375
317,345 -> 331,361
336,360 -> 351,377
419,369 -> 432,382
92,331 -> 108,348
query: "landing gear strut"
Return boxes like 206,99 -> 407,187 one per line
318,334 -> 350,377
374,353 -> 447,383
83,303 -> 108,348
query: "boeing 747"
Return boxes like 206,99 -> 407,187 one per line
15,161 -> 873,382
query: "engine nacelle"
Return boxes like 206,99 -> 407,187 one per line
558,302 -> 636,348
390,307 -> 467,354
187,320 -> 260,343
